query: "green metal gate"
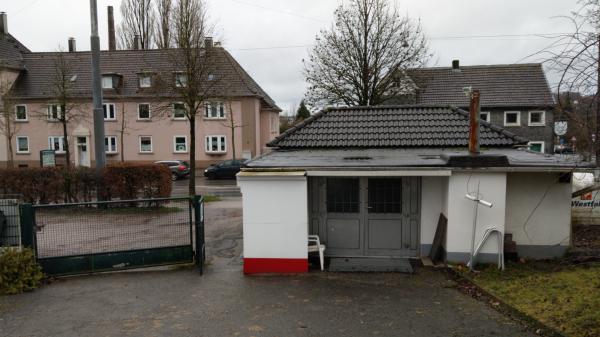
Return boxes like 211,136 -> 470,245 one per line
20,196 -> 205,276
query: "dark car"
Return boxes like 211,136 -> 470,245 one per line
203,159 -> 247,179
154,160 -> 191,181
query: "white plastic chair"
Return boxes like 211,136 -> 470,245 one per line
308,235 -> 326,271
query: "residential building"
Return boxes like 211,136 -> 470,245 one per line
0,13 -> 280,168
237,105 -> 591,274
386,61 -> 556,153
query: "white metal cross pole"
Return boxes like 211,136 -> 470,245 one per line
465,182 -> 493,271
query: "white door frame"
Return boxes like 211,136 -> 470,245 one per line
75,136 -> 91,167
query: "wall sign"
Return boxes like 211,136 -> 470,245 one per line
40,150 -> 56,167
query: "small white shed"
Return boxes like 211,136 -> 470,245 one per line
238,106 -> 592,274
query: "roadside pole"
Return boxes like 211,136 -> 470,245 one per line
89,0 -> 106,198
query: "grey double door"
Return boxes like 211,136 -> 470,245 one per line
309,177 -> 420,257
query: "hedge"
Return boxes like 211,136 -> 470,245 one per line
0,164 -> 172,204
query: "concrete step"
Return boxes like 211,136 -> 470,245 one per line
328,257 -> 413,273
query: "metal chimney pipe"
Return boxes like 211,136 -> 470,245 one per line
107,6 -> 116,51
68,38 -> 76,52
469,90 -> 481,155
0,12 -> 7,37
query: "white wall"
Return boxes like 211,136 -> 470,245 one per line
238,174 -> 308,260
446,172 -> 507,261
420,176 -> 447,249
505,172 -> 571,248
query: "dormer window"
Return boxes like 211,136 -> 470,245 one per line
175,72 -> 187,87
102,73 -> 122,89
102,76 -> 113,89
139,74 -> 152,88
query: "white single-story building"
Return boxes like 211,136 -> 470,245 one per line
238,105 -> 593,274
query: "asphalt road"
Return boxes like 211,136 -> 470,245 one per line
171,176 -> 241,197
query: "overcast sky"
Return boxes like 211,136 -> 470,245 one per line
1,0 -> 583,114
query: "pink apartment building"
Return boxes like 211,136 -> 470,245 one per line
0,13 -> 280,168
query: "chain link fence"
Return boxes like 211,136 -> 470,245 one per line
0,199 -> 21,247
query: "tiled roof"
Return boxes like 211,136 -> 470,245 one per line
12,47 -> 280,111
392,64 -> 555,108
268,105 -> 528,149
0,33 -> 30,70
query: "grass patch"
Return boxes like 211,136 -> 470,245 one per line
460,261 -> 600,337
202,195 -> 222,203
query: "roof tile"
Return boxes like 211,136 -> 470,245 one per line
269,105 -> 527,149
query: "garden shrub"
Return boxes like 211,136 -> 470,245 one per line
0,248 -> 44,295
63,166 -> 97,202
103,163 -> 172,200
0,164 -> 172,204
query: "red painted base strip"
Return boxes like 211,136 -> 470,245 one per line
244,258 -> 308,274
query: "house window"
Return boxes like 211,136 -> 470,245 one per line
139,136 -> 153,153
504,111 -> 520,126
15,105 -> 27,121
528,111 -> 545,126
105,136 -> 118,153
103,103 -> 116,120
138,103 -> 151,119
173,103 -> 186,119
175,72 -> 187,87
102,75 -> 114,89
326,178 -> 359,213
204,102 -> 225,119
173,136 -> 188,153
16,136 -> 29,153
205,135 -> 226,153
47,104 -> 63,121
48,136 -> 65,153
139,74 -> 152,88
271,115 -> 278,132
528,141 -> 545,153
480,111 -> 490,123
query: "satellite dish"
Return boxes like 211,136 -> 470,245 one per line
554,121 -> 567,136
70,75 -> 78,82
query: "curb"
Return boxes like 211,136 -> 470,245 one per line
446,267 -> 568,337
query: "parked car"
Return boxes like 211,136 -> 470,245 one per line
154,160 -> 190,181
204,159 -> 247,179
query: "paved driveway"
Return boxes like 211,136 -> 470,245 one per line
0,198 -> 534,337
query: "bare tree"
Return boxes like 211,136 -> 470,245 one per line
303,0 -> 429,107
155,0 -> 173,49
166,0 -> 221,195
539,0 -> 599,163
48,50 -> 85,168
221,101 -> 243,161
118,0 -> 156,49
0,79 -> 20,168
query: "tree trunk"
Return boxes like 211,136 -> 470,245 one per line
62,120 -> 71,168
6,137 -> 14,168
120,105 -> 125,162
231,122 -> 236,161
596,32 -> 600,168
189,115 -> 196,196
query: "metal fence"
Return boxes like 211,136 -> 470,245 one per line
0,199 -> 20,247
20,196 -> 205,276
